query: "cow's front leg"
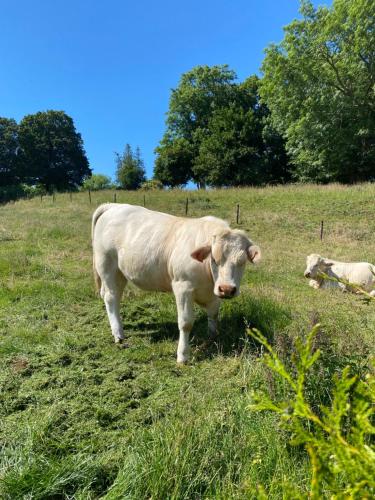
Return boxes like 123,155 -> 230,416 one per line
172,281 -> 194,363
206,298 -> 220,339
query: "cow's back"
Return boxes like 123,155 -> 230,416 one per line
330,261 -> 375,290
93,204 -> 181,291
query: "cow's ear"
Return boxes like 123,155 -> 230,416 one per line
323,260 -> 334,268
191,245 -> 211,262
247,245 -> 261,263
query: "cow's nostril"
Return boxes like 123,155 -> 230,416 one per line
218,285 -> 236,296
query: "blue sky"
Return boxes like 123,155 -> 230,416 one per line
0,0 -> 328,180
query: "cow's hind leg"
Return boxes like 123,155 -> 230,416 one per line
172,281 -> 194,363
103,271 -> 127,343
96,256 -> 127,343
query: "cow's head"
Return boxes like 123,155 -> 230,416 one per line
191,229 -> 261,299
304,254 -> 333,279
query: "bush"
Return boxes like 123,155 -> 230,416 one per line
0,184 -> 27,203
21,183 -> 47,197
248,325 -> 375,498
139,179 -> 163,191
82,174 -> 113,191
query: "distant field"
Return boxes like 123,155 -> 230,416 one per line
1,184 -> 374,498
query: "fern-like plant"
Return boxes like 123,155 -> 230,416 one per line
248,325 -> 375,498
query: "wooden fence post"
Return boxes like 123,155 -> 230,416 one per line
320,220 -> 324,241
236,204 -> 240,224
185,197 -> 189,215
53,193 -> 55,203
114,192 -> 117,203
88,189 -> 91,204
40,194 -> 43,203
143,194 -> 146,207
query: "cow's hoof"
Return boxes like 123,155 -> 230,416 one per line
117,342 -> 130,349
114,337 -> 124,344
208,330 -> 219,340
176,358 -> 189,365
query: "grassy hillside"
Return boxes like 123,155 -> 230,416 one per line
1,184 -> 374,498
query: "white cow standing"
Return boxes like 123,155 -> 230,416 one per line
92,203 -> 261,363
304,253 -> 375,296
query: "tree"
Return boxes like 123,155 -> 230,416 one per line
260,0 -> 375,183
155,65 -> 237,187
18,110 -> 91,191
82,174 -> 113,191
116,144 -> 146,190
0,117 -> 19,187
154,66 -> 289,187
154,137 -> 194,187
195,77 -> 291,186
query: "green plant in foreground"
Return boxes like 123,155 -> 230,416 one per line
248,325 -> 375,499
319,272 -> 375,303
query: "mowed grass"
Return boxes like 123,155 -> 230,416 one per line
0,184 -> 374,499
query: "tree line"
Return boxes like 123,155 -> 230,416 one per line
0,109 -> 148,201
154,0 -> 375,187
1,0 -> 374,198
0,111 -> 91,201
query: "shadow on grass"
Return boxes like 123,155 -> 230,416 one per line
123,292 -> 292,360
195,293 -> 292,358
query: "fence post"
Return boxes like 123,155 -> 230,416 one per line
114,192 -> 117,203
236,204 -> 240,224
88,189 -> 91,204
70,192 -> 72,202
143,194 -> 146,207
185,197 -> 189,216
40,194 -> 43,203
320,220 -> 324,241
53,192 -> 55,203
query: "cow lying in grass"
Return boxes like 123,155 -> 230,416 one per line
304,254 -> 375,296
92,203 -> 261,363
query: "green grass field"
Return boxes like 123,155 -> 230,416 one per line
1,184 -> 374,499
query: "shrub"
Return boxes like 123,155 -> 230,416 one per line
248,325 -> 375,498
140,179 -> 164,191
0,184 -> 27,203
82,174 -> 113,191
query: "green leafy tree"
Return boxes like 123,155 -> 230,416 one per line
261,0 -> 375,183
155,67 -> 289,187
155,65 -> 238,187
0,117 -> 19,187
116,144 -> 146,190
82,173 -> 113,191
154,137 -> 194,187
196,77 -> 291,186
18,110 -> 91,191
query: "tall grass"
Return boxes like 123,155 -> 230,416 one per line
0,184 -> 374,498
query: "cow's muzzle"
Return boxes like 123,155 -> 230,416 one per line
217,284 -> 237,298
304,271 -> 311,278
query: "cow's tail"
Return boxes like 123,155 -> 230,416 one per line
91,203 -> 117,294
